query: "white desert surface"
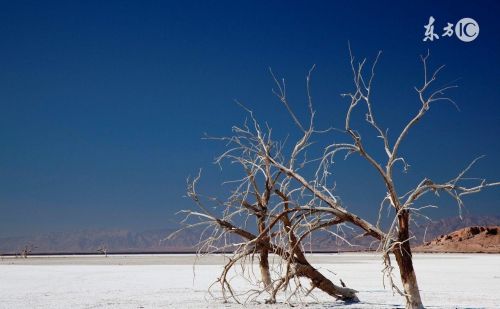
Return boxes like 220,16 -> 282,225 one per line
1,253 -> 499,308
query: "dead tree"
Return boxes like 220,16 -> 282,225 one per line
97,245 -> 108,257
20,244 -> 36,259
313,48 -> 498,308
174,48 -> 498,308
172,69 -> 360,305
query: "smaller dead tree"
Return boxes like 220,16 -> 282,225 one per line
97,245 -> 108,257
20,244 -> 36,259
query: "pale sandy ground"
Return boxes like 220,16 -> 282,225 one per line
1,253 -> 499,308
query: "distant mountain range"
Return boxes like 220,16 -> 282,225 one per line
0,228 -> 197,254
1,215 -> 499,254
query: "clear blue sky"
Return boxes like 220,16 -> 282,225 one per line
0,1 -> 499,236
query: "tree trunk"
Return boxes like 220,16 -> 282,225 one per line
259,249 -> 272,289
257,214 -> 272,290
295,261 -> 359,302
393,211 -> 424,309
